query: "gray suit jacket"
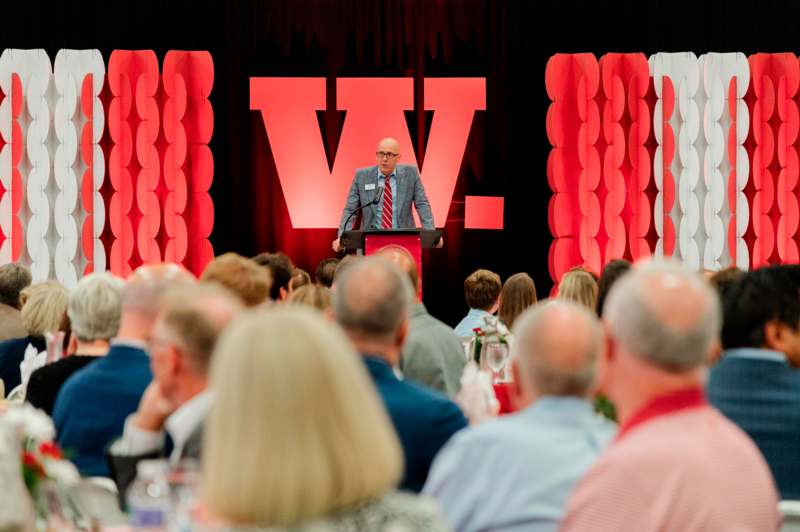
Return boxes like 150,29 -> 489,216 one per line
401,303 -> 466,398
338,164 -> 435,237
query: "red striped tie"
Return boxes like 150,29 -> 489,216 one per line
381,177 -> 393,229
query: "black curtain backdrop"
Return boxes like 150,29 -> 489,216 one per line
5,0 -> 800,326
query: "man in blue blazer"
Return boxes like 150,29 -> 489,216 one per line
334,256 -> 467,492
54,264 -> 194,477
332,137 -> 440,252
708,265 -> 800,499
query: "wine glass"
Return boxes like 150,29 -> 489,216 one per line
484,343 -> 509,384
460,337 -> 475,362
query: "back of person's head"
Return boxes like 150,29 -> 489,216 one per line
122,264 -> 195,317
315,258 -> 340,288
291,268 -> 311,291
463,269 -> 501,311
334,257 -> 411,343
498,272 -> 537,329
68,272 -> 125,342
604,259 -> 720,372
0,263 -> 31,309
709,266 -> 746,303
513,300 -> 601,398
288,284 -> 332,313
596,259 -> 631,317
331,255 -> 362,288
153,284 -> 243,376
252,252 -> 294,300
720,265 -> 800,358
203,307 -> 403,526
374,245 -> 418,293
558,269 -> 598,311
20,281 -> 69,337
201,253 -> 272,307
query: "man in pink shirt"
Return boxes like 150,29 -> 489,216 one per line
561,260 -> 780,532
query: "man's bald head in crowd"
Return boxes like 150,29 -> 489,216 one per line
512,301 -> 602,401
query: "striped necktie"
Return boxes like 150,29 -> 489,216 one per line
381,176 -> 393,229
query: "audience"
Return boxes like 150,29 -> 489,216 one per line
200,252 -> 272,307
708,265 -> 800,499
377,245 -> 466,397
202,307 -> 448,530
561,260 -> 779,531
0,263 -> 32,341
53,264 -> 194,477
497,272 -> 537,329
3,249 -> 797,530
454,269 -> 501,337
108,283 -> 242,499
334,256 -> 467,492
287,284 -> 332,314
253,252 -> 294,301
595,259 -> 630,317
290,268 -> 311,291
0,280 -> 69,395
557,269 -> 598,311
314,257 -> 340,288
424,300 -> 615,531
27,273 -> 124,414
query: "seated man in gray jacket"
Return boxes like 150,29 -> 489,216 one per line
107,284 -> 241,500
377,245 -> 466,397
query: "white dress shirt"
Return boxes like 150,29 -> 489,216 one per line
112,390 -> 212,463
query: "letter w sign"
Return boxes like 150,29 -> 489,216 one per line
250,78 -> 502,229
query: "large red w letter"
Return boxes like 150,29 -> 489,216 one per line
250,77 -> 486,228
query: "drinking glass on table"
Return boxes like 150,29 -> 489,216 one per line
460,336 -> 476,362
484,343 -> 509,384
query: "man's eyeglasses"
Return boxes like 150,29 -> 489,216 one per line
376,151 -> 399,159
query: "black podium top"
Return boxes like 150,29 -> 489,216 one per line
340,229 -> 443,250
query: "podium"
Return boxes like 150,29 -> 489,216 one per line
340,229 -> 442,297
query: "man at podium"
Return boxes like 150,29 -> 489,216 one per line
332,138 -> 441,252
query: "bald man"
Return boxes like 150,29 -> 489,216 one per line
332,138 -> 439,252
423,301 -> 616,531
54,264 -> 195,477
562,260 -> 779,531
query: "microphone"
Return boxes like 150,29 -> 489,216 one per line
340,181 -> 386,244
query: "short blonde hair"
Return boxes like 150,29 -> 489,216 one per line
200,253 -> 272,307
558,270 -> 598,311
203,307 -> 403,526
20,281 -> 69,337
287,284 -> 331,312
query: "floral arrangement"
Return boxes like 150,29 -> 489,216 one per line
470,315 -> 510,364
5,403 -> 80,495
2,403 -> 83,528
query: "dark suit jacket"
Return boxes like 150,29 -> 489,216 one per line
26,355 -> 99,415
53,344 -> 152,477
0,335 -> 45,395
708,350 -> 800,499
363,356 -> 467,492
107,422 -> 203,508
338,164 -> 435,236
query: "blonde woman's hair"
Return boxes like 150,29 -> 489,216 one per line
558,270 -> 598,311
287,284 -> 332,312
20,281 -> 69,337
202,307 -> 403,527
